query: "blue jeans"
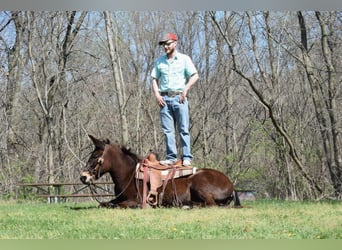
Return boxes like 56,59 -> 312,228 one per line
160,94 -> 192,162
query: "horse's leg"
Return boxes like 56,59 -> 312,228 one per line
98,198 -> 120,208
195,191 -> 217,206
99,199 -> 140,208
99,201 -> 116,208
116,200 -> 140,208
160,178 -> 191,207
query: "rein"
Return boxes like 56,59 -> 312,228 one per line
88,183 -> 103,204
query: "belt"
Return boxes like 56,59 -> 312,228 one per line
160,91 -> 181,97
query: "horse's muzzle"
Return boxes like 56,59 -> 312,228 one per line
80,171 -> 93,184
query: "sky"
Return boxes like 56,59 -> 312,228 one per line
0,0 -> 341,11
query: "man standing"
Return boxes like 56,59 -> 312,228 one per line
151,33 -> 199,166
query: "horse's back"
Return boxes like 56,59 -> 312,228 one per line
191,168 -> 233,185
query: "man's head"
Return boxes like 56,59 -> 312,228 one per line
159,33 -> 178,55
158,33 -> 178,45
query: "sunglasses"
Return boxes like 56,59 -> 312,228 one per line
160,41 -> 175,47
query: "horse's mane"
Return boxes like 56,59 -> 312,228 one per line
120,145 -> 141,163
100,137 -> 141,163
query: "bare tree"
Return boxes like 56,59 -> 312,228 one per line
103,11 -> 129,145
297,11 -> 341,198
0,11 -> 27,193
210,11 -> 323,197
26,11 -> 87,184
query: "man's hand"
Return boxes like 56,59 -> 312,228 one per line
179,92 -> 187,103
156,94 -> 166,107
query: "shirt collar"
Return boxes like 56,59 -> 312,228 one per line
164,51 -> 178,60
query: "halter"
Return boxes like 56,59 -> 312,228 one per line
95,157 -> 104,179
87,153 -> 136,205
85,155 -> 104,181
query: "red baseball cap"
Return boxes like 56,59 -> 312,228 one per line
159,33 -> 178,45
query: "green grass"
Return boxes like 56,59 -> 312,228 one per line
0,200 -> 341,239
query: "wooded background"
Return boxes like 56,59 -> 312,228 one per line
0,11 -> 341,200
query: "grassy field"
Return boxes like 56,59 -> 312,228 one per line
0,200 -> 341,239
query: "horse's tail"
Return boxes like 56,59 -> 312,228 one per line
233,190 -> 242,208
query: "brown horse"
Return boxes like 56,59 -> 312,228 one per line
80,135 -> 241,208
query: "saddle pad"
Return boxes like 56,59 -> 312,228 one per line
135,163 -> 196,180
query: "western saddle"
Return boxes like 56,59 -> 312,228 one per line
135,152 -> 195,208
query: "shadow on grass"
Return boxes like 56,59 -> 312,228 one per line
67,204 -> 100,210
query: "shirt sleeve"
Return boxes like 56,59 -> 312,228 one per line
151,61 -> 160,79
184,55 -> 197,79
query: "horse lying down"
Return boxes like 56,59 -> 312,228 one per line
80,134 -> 241,209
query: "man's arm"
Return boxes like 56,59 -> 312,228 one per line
180,73 -> 199,103
152,77 -> 166,107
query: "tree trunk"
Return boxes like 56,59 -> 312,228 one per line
103,11 -> 129,145
298,11 -> 342,198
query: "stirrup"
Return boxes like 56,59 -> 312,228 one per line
147,191 -> 158,206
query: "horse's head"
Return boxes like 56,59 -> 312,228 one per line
80,134 -> 111,184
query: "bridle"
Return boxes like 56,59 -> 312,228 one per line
86,156 -> 104,181
86,152 -> 137,205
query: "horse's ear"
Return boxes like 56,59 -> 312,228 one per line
88,134 -> 105,150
